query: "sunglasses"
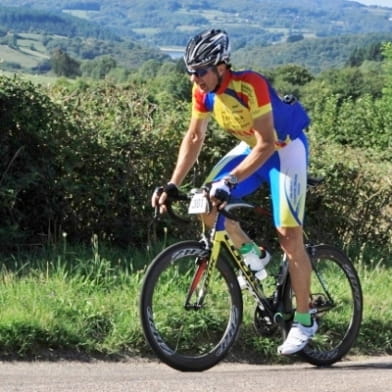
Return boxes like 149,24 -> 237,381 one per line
186,66 -> 212,77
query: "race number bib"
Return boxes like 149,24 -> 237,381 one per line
188,192 -> 209,214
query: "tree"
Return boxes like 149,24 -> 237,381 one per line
346,42 -> 384,67
270,64 -> 314,98
376,42 -> 392,151
137,59 -> 162,79
316,67 -> 366,101
50,49 -> 81,78
381,42 -> 392,101
81,56 -> 117,79
287,33 -> 304,43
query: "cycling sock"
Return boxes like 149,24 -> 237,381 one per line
294,311 -> 311,327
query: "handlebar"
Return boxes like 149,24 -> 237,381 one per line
154,176 -> 324,223
154,188 -> 265,224
153,187 -> 190,223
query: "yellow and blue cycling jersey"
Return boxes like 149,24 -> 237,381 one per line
195,70 -> 311,228
192,70 -> 310,148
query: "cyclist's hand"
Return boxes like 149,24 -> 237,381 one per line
209,178 -> 231,207
151,183 -> 178,215
151,186 -> 165,214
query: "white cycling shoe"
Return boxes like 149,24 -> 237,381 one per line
278,320 -> 318,355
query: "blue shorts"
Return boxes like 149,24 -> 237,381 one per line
204,131 -> 309,228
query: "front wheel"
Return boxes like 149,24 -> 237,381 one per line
284,244 -> 363,366
140,241 -> 243,371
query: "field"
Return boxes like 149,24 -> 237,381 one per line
0,33 -> 52,70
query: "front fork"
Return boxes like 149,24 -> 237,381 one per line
183,233 -> 215,310
184,256 -> 209,310
183,229 -> 247,311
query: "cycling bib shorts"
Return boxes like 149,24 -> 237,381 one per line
204,131 -> 309,228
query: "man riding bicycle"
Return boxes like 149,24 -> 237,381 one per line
152,29 -> 317,355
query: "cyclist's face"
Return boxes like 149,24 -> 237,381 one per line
188,65 -> 221,92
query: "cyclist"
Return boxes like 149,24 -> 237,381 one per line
151,29 -> 317,355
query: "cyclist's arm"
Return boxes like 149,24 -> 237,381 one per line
169,116 -> 209,186
230,112 -> 276,182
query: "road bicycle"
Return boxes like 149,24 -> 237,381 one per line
140,178 -> 363,371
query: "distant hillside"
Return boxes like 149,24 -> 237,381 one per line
0,6 -> 169,73
233,32 -> 392,73
1,0 -> 392,75
0,0 -> 391,48
0,32 -> 169,74
0,5 -> 118,41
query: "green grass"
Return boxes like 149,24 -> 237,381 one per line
0,69 -> 66,86
0,241 -> 390,362
0,242 -> 147,359
0,44 -> 43,68
0,33 -> 66,71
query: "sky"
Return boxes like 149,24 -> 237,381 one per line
347,0 -> 392,6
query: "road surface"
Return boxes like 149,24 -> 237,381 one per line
0,356 -> 391,392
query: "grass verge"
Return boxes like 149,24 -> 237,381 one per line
0,241 -> 390,362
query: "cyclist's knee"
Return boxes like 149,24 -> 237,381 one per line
277,226 -> 305,254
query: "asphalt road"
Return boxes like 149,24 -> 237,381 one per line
0,356 -> 391,392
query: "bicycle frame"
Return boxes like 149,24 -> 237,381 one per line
186,204 -> 291,327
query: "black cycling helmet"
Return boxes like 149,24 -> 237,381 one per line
184,29 -> 230,71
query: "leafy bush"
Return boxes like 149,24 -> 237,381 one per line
0,76 -> 74,248
0,74 -> 390,265
306,138 -> 391,263
47,79 -> 191,245
308,94 -> 391,157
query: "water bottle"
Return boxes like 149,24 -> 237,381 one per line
239,242 -> 271,281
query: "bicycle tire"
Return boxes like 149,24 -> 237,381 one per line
283,244 -> 363,366
140,240 -> 243,371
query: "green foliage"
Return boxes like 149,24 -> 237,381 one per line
50,49 -> 81,78
304,57 -> 391,261
266,64 -> 314,99
307,141 -> 391,261
4,0 -> 392,46
0,5 -> 119,41
234,33 -> 392,74
380,41 -> 392,105
318,68 -> 367,100
0,58 -> 390,260
303,43 -> 392,157
46,78 -> 195,246
2,1 -> 392,76
80,55 -> 117,80
0,75 -> 75,248
308,94 -> 391,153
346,41 -> 385,67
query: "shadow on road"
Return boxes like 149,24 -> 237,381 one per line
333,359 -> 392,370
